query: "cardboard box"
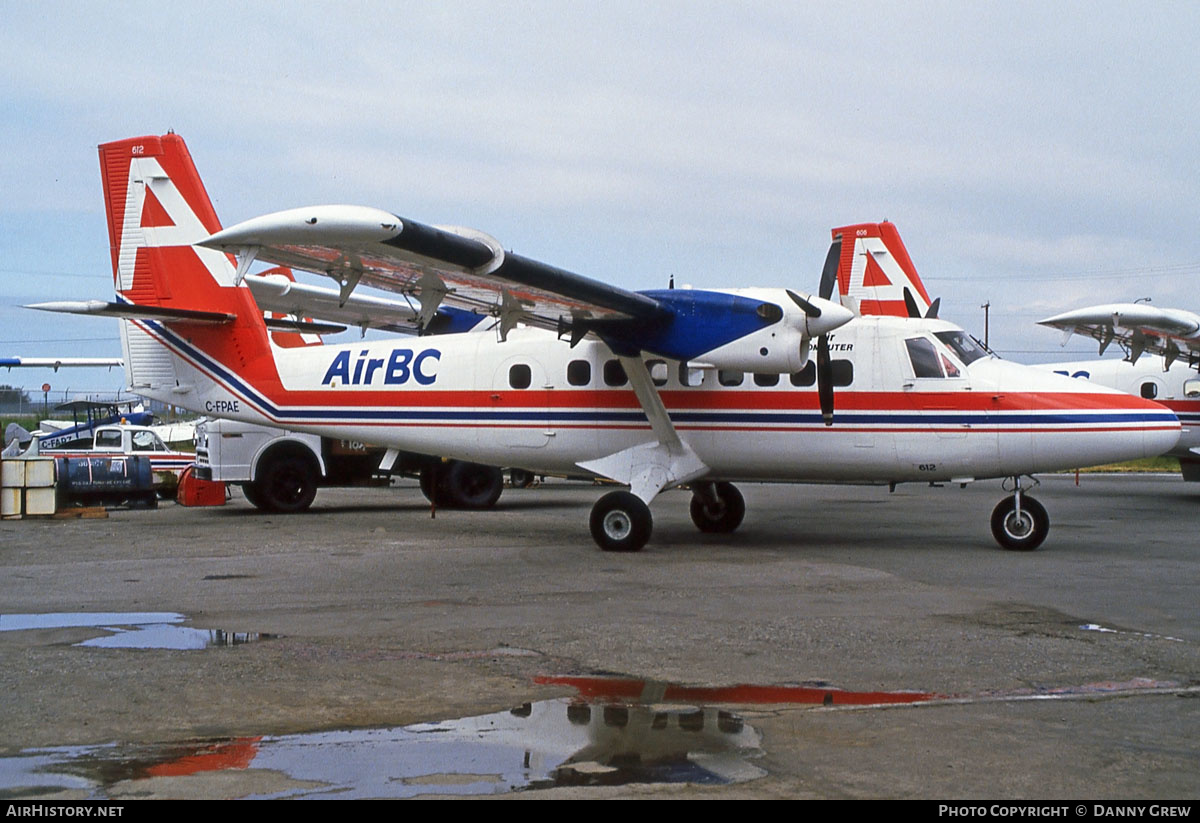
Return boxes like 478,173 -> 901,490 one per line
23,458 -> 56,488
24,487 -> 57,516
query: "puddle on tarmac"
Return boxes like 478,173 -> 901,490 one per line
0,612 -> 272,650
0,699 -> 764,799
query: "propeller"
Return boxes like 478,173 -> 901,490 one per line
903,287 -> 941,319
812,238 -> 844,426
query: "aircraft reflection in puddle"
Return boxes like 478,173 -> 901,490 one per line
0,699 -> 763,799
0,612 -> 271,650
539,674 -> 940,706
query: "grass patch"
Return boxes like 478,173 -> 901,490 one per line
1061,456 -> 1180,474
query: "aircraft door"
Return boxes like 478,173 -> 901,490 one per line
490,355 -> 552,449
894,334 -> 994,477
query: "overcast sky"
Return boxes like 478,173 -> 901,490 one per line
2,1 -> 1197,399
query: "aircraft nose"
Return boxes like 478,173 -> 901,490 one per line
1140,400 -> 1182,458
1016,369 -> 1182,474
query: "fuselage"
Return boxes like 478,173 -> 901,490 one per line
143,314 -> 1180,485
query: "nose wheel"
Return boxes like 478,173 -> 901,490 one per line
990,488 -> 1049,551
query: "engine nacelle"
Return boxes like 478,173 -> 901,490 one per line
692,322 -> 811,374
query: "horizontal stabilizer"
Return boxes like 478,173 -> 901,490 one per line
262,317 -> 348,335
26,300 -> 235,325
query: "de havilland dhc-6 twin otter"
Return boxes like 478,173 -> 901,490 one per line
31,133 -> 1180,552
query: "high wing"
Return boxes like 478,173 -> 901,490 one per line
1039,303 -> 1200,369
201,205 -> 665,340
200,206 -> 853,360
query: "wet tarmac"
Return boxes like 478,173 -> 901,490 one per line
1,476 -> 1198,798
0,698 -> 764,799
1,612 -> 271,650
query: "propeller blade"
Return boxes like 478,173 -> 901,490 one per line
902,287 -> 921,319
925,297 -> 940,319
817,334 -> 834,426
819,238 -> 841,301
785,289 -> 821,318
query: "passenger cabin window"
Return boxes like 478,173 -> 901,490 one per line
788,360 -> 852,387
718,370 -> 744,387
1141,381 -> 1159,399
905,337 -> 944,378
567,359 -> 590,386
753,372 -> 780,387
831,360 -> 854,386
509,363 -> 532,389
646,359 -> 669,387
790,362 -> 816,387
603,359 -> 628,387
679,363 -> 704,387
1185,378 -> 1200,399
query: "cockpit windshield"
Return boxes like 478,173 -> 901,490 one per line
934,331 -> 991,365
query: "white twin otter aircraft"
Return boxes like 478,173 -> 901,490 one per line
33,134 -> 1179,552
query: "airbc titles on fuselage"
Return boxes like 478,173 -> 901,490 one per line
320,347 -> 441,387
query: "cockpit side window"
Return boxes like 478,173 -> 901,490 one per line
934,331 -> 989,365
940,353 -> 961,378
905,337 -> 943,378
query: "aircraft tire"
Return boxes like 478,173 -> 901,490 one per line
255,455 -> 318,513
689,482 -> 746,533
990,495 -> 1049,551
590,491 -> 652,552
442,461 -> 504,509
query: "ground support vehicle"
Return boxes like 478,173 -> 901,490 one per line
193,419 -> 503,513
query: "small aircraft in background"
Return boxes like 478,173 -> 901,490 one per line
1038,303 -> 1200,480
30,134 -> 1179,551
3,398 -> 152,452
1,356 -> 123,372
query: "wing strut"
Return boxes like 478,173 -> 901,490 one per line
576,356 -> 709,503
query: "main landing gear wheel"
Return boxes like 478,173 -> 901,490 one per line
443,461 -> 503,509
690,482 -> 746,533
990,495 -> 1049,551
420,461 -> 503,509
590,491 -> 652,552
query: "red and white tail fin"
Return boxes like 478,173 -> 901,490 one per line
830,222 -> 935,318
98,134 -> 275,408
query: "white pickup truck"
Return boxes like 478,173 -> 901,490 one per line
16,423 -> 193,492
193,418 -> 505,513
